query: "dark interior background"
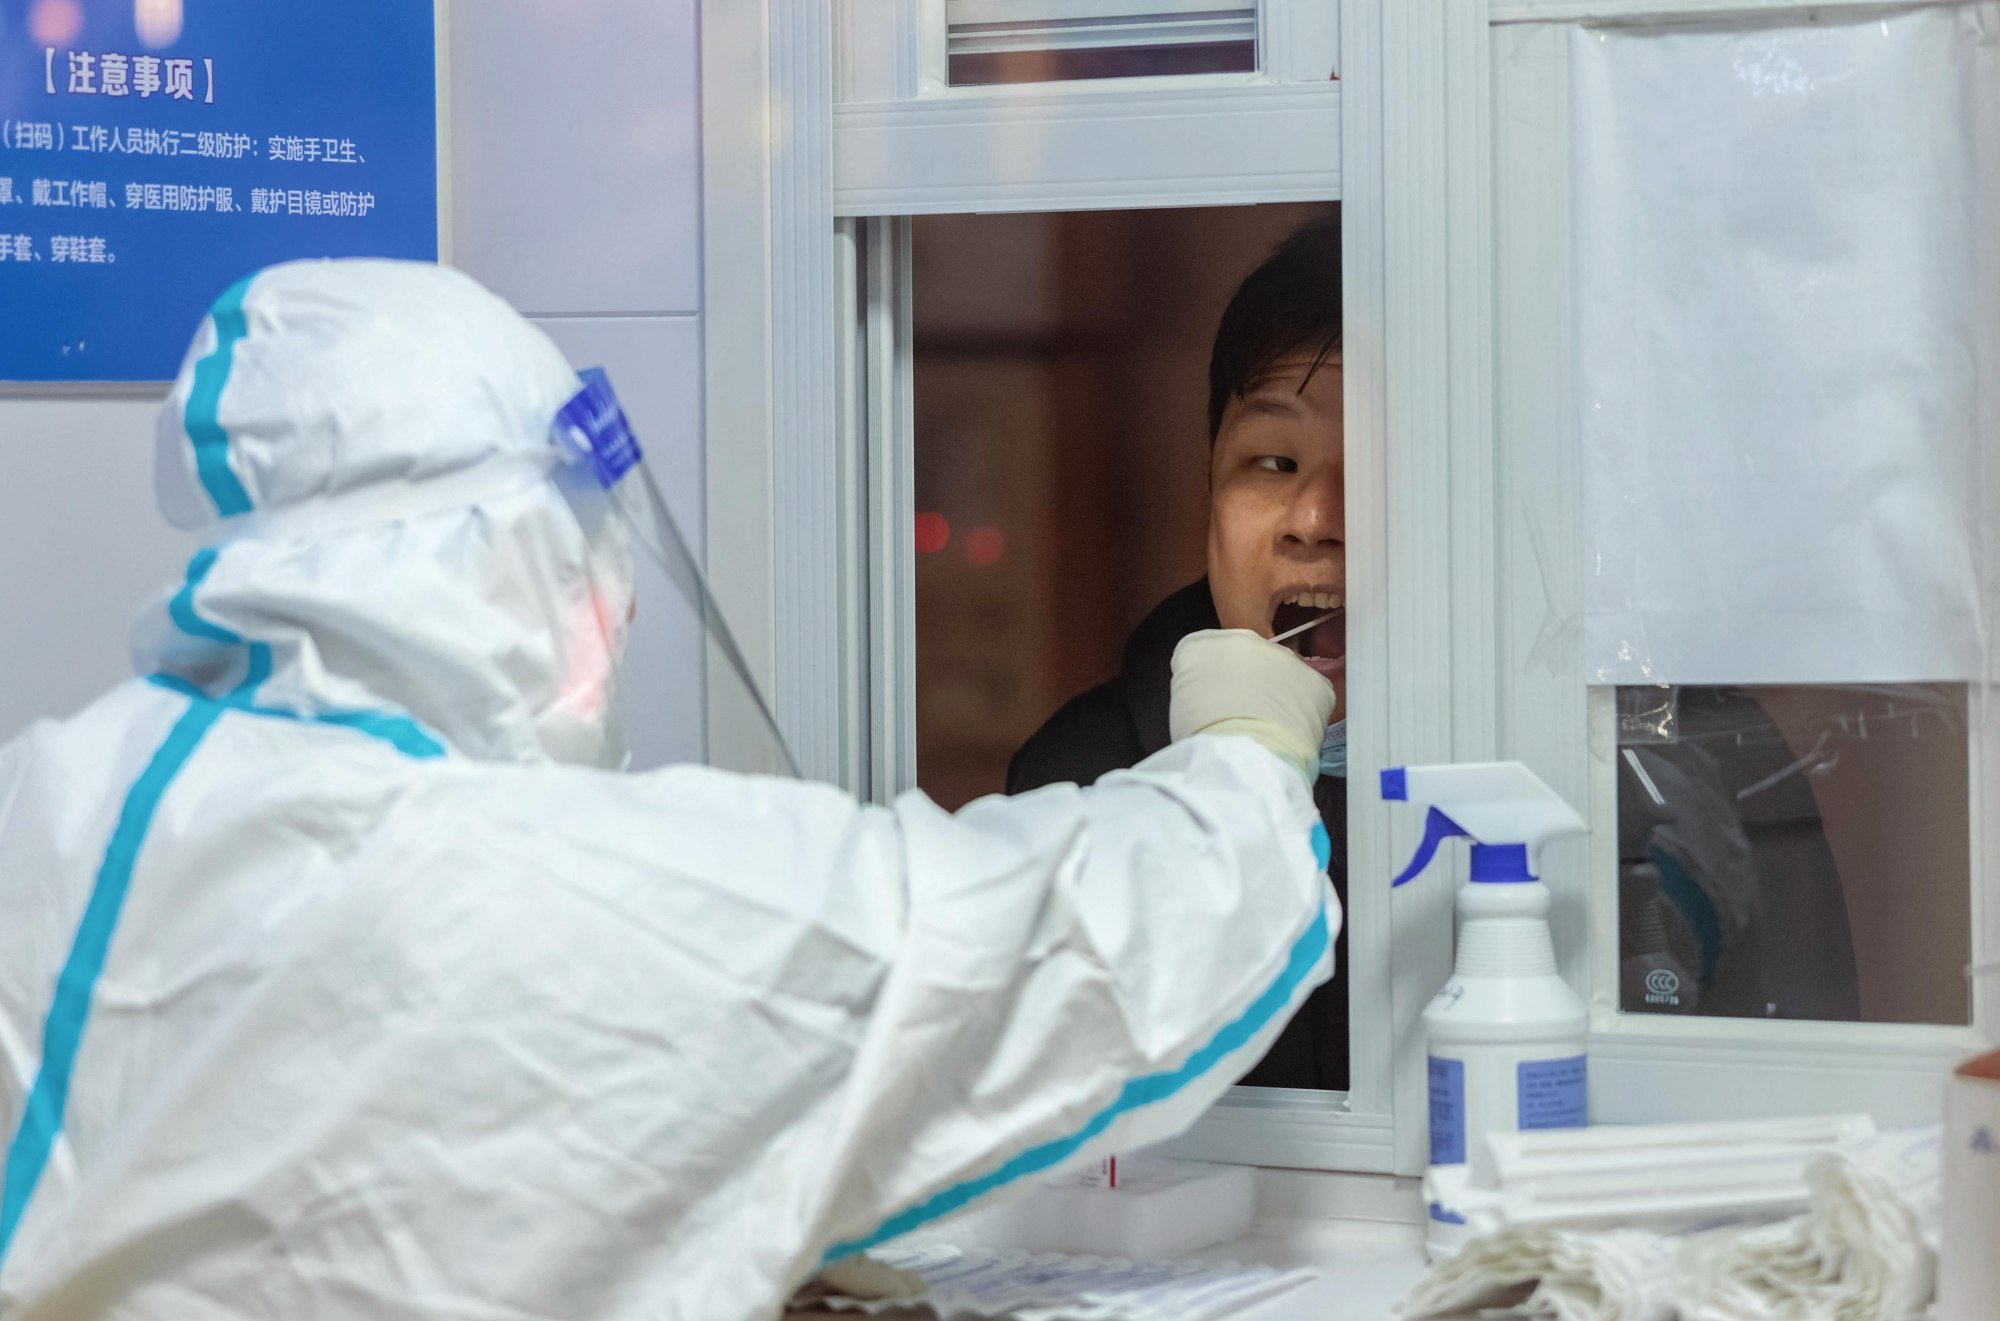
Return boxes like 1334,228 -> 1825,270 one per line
912,202 -> 1338,810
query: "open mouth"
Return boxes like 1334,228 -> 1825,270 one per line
1270,592 -> 1345,681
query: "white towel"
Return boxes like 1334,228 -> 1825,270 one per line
1677,1127 -> 1941,1321
1402,1127 -> 1942,1321
1401,1228 -> 1676,1321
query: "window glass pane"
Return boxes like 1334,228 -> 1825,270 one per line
947,0 -> 1257,86
911,204 -> 1347,1090
949,42 -> 1255,85
1614,684 -> 1970,1026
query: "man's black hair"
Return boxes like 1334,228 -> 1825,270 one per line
1206,213 -> 1342,440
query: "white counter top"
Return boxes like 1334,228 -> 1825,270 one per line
792,1223 -> 1430,1321
1196,1218 -> 1429,1320
805,1168 -> 1437,1320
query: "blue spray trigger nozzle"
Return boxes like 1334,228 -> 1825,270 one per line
1381,762 -> 1586,887
1391,806 -> 1470,888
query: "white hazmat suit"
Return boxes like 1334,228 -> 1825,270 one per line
0,260 -> 1338,1321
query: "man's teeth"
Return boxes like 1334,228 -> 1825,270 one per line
1281,592 -> 1342,610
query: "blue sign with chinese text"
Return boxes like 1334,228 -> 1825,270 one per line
0,0 -> 437,381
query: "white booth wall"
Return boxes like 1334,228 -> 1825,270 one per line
0,0 -> 708,767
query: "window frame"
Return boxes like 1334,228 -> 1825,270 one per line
711,0 -> 1995,1187
821,0 -> 1428,1175
819,0 -> 1515,1179
832,206 -> 1411,1176
832,0 -> 1339,217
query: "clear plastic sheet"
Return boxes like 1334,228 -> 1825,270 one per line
1573,6 -> 2000,688
553,370 -> 799,778
617,457 -> 799,778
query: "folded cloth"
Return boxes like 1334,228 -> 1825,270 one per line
1401,1127 -> 1942,1321
1402,1229 -> 1677,1321
1677,1126 -> 1941,1321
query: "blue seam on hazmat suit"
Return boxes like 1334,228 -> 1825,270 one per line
142,677 -> 448,761
0,698 -> 229,1265
167,550 -> 446,757
149,549 -> 447,758
0,546 -> 443,1265
169,548 -> 242,645
156,546 -> 446,753
185,276 -> 257,519
822,884 -> 1335,1264
0,596 -> 271,1264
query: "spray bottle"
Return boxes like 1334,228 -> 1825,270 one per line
1381,762 -> 1590,1257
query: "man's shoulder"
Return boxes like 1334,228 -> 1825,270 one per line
1007,679 -> 1145,793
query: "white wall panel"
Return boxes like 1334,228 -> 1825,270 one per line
0,396 -> 193,741
452,0 -> 713,769
449,0 -> 702,315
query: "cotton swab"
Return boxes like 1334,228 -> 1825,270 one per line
1271,610 -> 1337,647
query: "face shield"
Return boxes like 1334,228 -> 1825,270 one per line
552,369 -> 799,779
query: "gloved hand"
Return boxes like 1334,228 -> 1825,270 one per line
1169,628 -> 1338,787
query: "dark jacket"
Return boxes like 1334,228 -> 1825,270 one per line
1007,580 -> 1350,1091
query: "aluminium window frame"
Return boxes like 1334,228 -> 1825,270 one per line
832,0 -> 1339,216
820,0 -> 1496,1176
832,203 -> 1411,1174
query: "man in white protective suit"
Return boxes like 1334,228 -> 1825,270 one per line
0,259 -> 1341,1321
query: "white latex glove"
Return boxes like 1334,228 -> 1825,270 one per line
1169,628 -> 1338,787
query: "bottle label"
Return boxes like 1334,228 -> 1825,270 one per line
1428,1055 -> 1466,1164
1517,1055 -> 1588,1130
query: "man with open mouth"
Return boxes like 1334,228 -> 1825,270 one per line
1009,215 -> 1349,1091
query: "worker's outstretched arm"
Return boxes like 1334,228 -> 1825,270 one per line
806,630 -> 1339,1262
374,630 -> 1337,1315
808,730 -> 1335,1265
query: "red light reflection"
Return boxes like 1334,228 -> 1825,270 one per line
29,0 -> 83,45
915,512 -> 951,555
965,526 -> 1005,566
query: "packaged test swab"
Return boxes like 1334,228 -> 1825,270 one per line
1426,1113 -> 1877,1237
810,1243 -> 1317,1321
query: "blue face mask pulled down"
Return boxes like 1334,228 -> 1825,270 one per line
1319,720 -> 1347,779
